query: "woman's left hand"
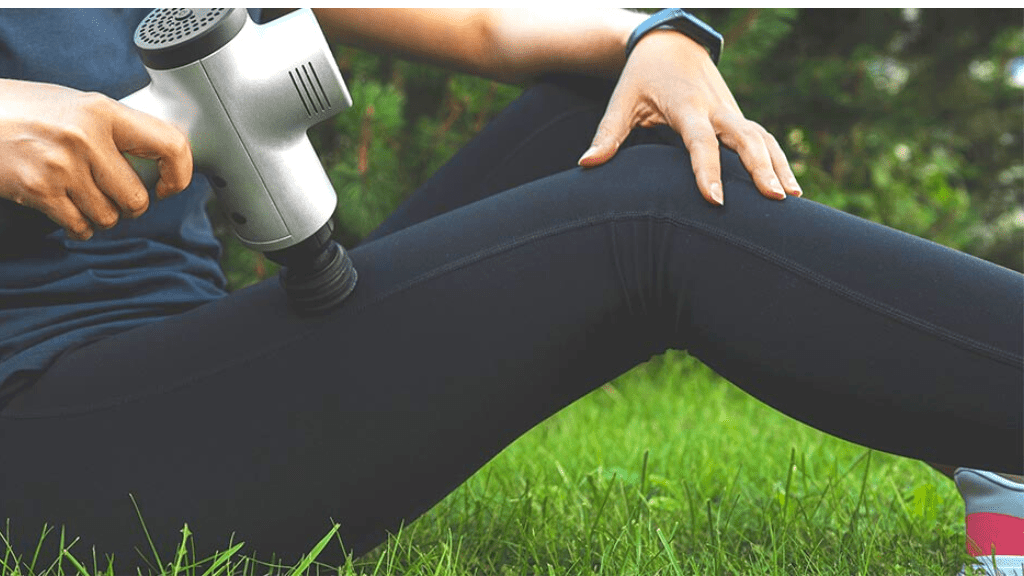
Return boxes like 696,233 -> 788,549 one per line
577,29 -> 802,206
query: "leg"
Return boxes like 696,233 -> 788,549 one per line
1,142 -> 1020,570
374,75 -> 1024,491
1,77 -> 1021,570
362,74 -> 676,243
932,462 -> 1024,484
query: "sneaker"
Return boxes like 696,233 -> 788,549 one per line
955,468 -> 1024,576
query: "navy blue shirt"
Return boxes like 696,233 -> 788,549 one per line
0,9 -> 248,387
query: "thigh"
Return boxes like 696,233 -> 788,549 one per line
362,74 -> 677,242
0,74 -> 644,569
0,144 -> 698,570
2,144 -> 1020,570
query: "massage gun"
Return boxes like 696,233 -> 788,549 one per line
0,8 -> 357,314
124,7 -> 356,314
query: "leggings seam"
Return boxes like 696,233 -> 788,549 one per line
4,210 -> 1017,420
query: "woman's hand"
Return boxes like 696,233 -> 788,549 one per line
310,8 -> 799,207
577,30 -> 802,206
0,79 -> 192,240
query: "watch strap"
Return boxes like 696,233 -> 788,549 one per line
625,8 -> 723,65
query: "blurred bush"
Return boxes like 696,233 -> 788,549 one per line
215,8 -> 1023,290
709,8 -> 1022,269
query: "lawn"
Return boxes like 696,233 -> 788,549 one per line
342,351 -> 968,576
2,351 -> 974,576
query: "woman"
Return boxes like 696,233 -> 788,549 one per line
0,8 -> 1020,574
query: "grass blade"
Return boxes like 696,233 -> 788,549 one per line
286,524 -> 339,576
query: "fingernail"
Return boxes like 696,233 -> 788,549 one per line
578,146 -> 599,166
770,178 -> 785,199
709,181 -> 724,206
789,179 -> 803,197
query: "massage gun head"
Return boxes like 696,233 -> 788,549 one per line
266,221 -> 358,316
134,8 -> 247,70
123,8 -> 357,314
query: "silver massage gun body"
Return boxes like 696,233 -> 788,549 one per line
120,8 -> 357,314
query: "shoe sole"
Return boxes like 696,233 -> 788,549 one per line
961,555 -> 1024,576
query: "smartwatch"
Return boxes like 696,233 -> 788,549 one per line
625,8 -> 724,65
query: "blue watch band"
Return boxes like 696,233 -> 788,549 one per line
625,8 -> 723,65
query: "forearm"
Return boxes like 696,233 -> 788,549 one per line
309,8 -> 648,84
482,8 -> 647,83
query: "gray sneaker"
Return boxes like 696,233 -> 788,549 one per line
955,468 -> 1024,576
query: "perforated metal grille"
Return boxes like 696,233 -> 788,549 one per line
135,8 -> 229,49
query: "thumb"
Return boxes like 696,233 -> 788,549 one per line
578,96 -> 633,168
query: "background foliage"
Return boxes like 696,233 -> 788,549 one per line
215,8 -> 1023,289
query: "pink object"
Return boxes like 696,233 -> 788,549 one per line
966,512 -> 1024,557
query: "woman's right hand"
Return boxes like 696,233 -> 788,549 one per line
0,79 -> 192,240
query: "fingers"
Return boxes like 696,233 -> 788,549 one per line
578,85 -> 633,168
576,29 -> 801,207
64,98 -> 192,238
68,171 -> 121,231
24,164 -> 126,241
6,147 -> 112,241
57,141 -> 153,239
713,114 -> 785,201
761,129 -> 802,197
578,94 -> 801,207
672,112 -> 803,206
92,149 -> 150,219
47,95 -> 190,239
677,114 -> 724,205
46,196 -> 94,241
14,176 -> 100,241
111,104 -> 192,199
0,86 -> 193,241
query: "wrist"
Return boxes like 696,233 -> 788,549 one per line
606,10 -> 652,76
618,10 -> 652,51
632,28 -> 713,64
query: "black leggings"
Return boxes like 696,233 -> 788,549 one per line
1,76 -> 1021,569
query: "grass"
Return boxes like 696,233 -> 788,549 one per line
2,351 -> 976,576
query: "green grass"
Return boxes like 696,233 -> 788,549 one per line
2,352 -> 976,575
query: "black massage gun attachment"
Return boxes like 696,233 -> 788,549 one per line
265,221 -> 357,316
